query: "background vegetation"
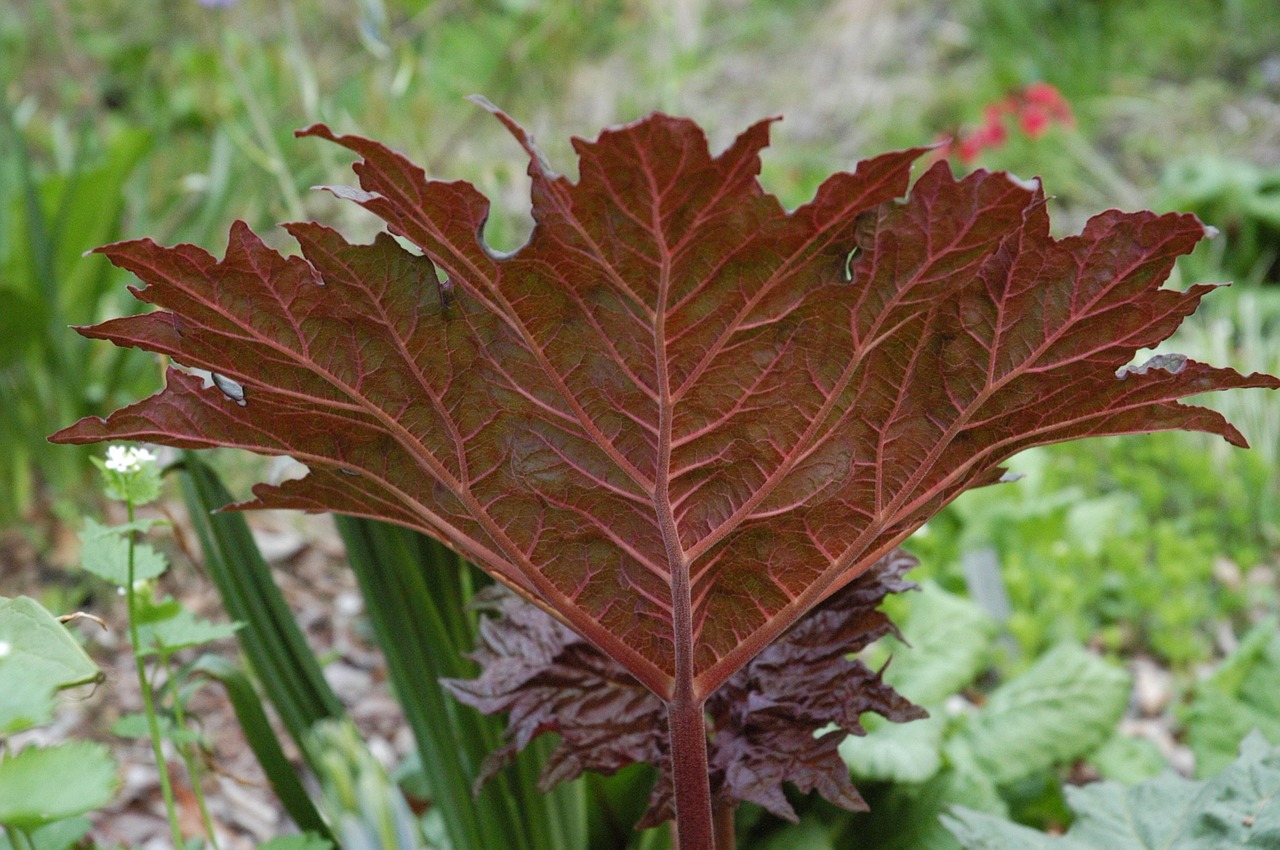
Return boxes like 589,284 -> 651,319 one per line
3,0 -> 1280,847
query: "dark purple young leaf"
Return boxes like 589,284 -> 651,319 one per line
51,107 -> 1278,701
445,549 -> 921,825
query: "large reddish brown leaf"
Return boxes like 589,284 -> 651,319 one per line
51,106 -> 1278,701
444,549 -> 921,825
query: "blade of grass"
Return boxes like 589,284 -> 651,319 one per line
335,516 -> 587,850
175,452 -> 344,748
333,515 -> 499,850
188,654 -> 334,842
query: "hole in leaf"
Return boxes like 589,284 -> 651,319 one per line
211,373 -> 247,407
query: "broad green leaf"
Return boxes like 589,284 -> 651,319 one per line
961,644 -> 1130,785
78,517 -> 168,586
0,816 -> 94,850
0,596 -> 100,734
0,742 -> 118,829
841,754 -> 1007,850
842,713 -> 947,783
943,732 -> 1280,849
883,583 -> 996,705
1185,619 -> 1280,776
843,586 -> 992,784
27,816 -> 93,850
1089,730 -> 1167,784
134,604 -> 241,656
110,712 -> 201,746
759,818 -> 835,850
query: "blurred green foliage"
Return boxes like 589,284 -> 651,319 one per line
908,434 -> 1271,667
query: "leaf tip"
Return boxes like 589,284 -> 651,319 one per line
46,416 -> 106,445
466,93 -> 500,114
312,184 -> 380,204
295,123 -> 338,141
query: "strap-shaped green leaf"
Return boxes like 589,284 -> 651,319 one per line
176,452 -> 343,748
187,655 -> 333,843
335,515 -> 587,850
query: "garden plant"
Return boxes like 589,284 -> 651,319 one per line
44,98 -> 1280,849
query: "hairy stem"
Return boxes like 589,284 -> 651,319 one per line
166,652 -> 220,849
125,501 -> 183,849
667,697 -> 715,850
713,799 -> 735,850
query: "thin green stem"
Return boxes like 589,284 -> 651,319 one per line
167,653 -> 220,850
125,500 -> 184,850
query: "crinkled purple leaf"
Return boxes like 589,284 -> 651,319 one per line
446,550 -> 923,825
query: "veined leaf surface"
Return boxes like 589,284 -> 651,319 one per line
51,106 -> 1278,700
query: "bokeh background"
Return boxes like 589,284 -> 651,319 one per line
4,0 -> 1280,846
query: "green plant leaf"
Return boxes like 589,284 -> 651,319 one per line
1184,618 -> 1280,776
78,517 -> 169,586
0,742 -> 118,829
838,752 -> 1007,850
25,815 -> 93,850
0,284 -> 45,367
0,816 -> 95,850
942,732 -> 1280,849
960,643 -> 1130,785
176,453 -> 345,750
188,655 -> 333,842
1089,730 -> 1167,784
884,582 -> 997,706
759,818 -> 835,850
110,712 -> 201,746
843,584 -> 993,784
134,604 -> 241,656
842,713 -> 947,783
0,596 -> 100,734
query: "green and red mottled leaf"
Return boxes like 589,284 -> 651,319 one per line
443,549 -> 922,825
51,106 -> 1278,703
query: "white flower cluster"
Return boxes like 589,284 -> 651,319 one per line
0,640 -> 11,659
104,445 -> 158,474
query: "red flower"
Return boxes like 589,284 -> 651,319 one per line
942,82 -> 1073,165
957,134 -> 984,163
1023,82 -> 1073,124
1019,103 -> 1051,139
